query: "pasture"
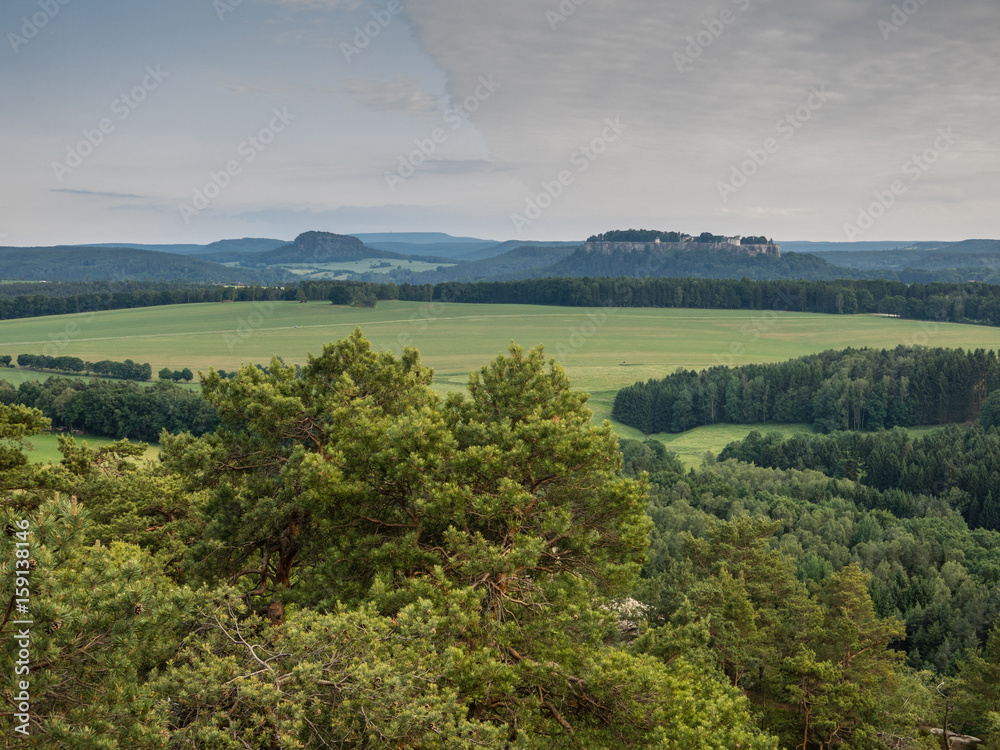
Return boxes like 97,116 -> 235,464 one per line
281,260 -> 453,278
27,433 -> 161,465
1,300 -> 997,462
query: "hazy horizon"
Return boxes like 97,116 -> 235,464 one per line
2,0 -> 997,247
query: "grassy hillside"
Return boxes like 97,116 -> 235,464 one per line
3,299 -> 999,391
6,300 -> 998,462
26,433 -> 160,465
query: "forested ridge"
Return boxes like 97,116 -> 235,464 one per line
612,346 -> 1000,434
5,275 -> 1000,330
0,333 -> 995,747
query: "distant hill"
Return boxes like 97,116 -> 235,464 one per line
809,239 -> 1000,283
928,239 -> 1000,254
432,245 -> 579,282
365,241 -> 504,262
359,235 -> 582,263
543,246 -> 854,281
196,238 -> 291,263
201,237 -> 287,255
86,238 -> 288,260
83,242 -> 208,255
351,232 -> 497,245
777,240 -> 923,254
0,246 -> 290,283
33,233 -> 1000,286
486,240 -> 583,254
258,231 -> 410,264
355,243 -> 860,285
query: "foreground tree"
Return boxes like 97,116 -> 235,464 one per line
954,621 -> 1000,743
156,331 -> 776,747
0,405 -> 188,748
777,564 -> 916,750
162,330 -> 651,617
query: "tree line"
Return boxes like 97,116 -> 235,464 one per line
587,229 -> 692,242
612,346 -> 1000,434
0,376 -> 218,441
585,229 -> 774,245
157,367 -> 194,382
15,353 -> 153,381
425,276 -> 1000,327
6,276 -> 1000,330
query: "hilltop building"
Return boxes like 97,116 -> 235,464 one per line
583,237 -> 780,257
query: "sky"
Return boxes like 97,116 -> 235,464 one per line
1,0 -> 997,246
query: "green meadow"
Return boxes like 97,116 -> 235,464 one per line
282,259 -> 453,278
26,433 -> 161,465
1,301 -> 996,463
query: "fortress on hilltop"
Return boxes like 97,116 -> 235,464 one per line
583,234 -> 781,258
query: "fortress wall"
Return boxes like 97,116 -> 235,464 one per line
583,241 -> 780,257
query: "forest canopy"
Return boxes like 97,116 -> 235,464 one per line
612,345 -> 1000,434
0,332 -> 994,748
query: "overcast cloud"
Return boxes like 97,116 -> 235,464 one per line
0,0 -> 996,245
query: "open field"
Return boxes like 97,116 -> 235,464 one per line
281,260 -> 453,278
27,433 -> 161,465
631,422 -> 948,470
654,423 -> 818,469
3,301 -> 998,392
2,300 -> 997,461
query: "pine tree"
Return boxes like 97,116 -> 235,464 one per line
955,621 -> 1000,742
0,404 -> 188,747
152,332 -> 779,747
981,491 -> 1000,532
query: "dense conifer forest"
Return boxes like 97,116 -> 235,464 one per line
612,346 -> 1000,434
716,425 -> 1000,532
0,332 -> 995,747
620,438 -> 1000,743
0,377 -> 218,442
